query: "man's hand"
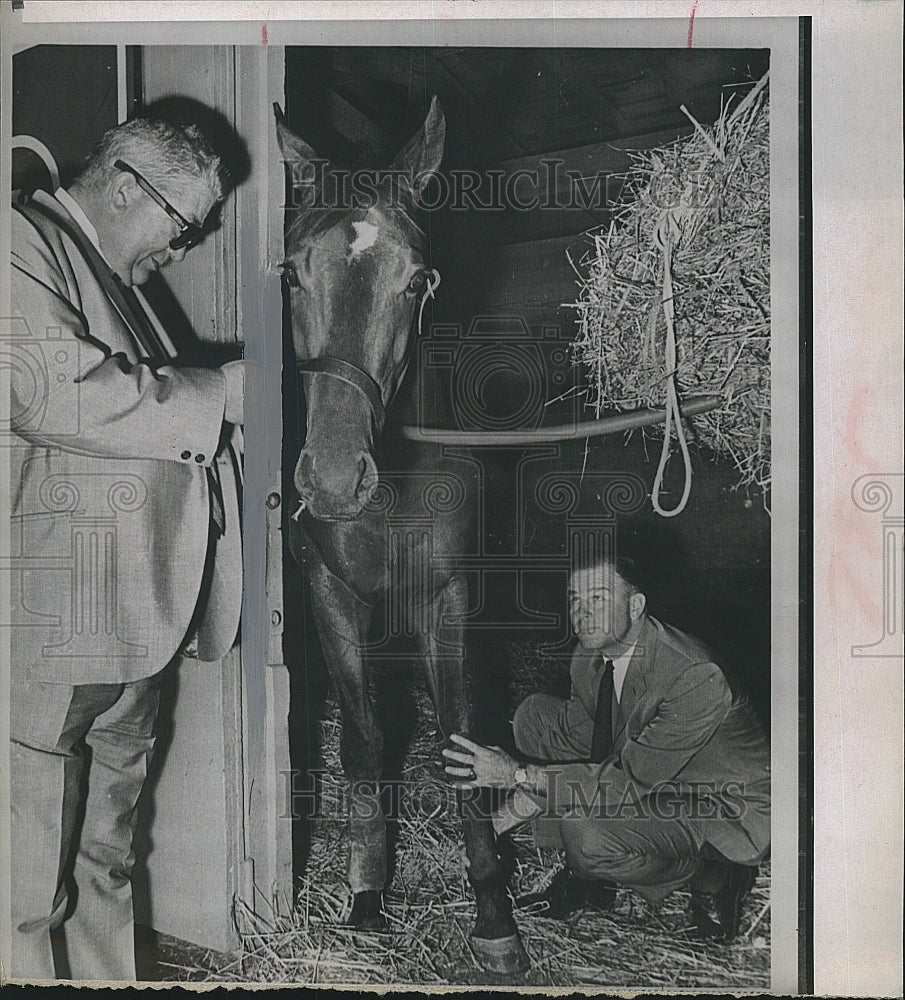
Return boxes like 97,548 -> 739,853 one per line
443,733 -> 520,789
221,360 -> 244,425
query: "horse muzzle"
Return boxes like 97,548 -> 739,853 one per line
294,447 -> 379,521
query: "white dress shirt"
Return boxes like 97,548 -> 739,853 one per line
606,641 -> 638,704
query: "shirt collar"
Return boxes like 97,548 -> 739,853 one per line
54,187 -> 109,264
592,621 -> 644,702
610,641 -> 639,702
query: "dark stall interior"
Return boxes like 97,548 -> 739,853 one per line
12,45 -> 122,187
283,48 -> 769,334
279,43 -> 773,773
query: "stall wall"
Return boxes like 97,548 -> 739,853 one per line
129,44 -> 291,953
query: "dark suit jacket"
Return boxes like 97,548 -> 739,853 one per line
544,615 -> 770,864
7,190 -> 242,683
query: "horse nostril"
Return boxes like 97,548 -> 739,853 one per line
355,451 -> 379,504
295,451 -> 315,494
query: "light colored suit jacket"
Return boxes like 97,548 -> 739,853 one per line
6,190 -> 242,683
545,615 -> 770,864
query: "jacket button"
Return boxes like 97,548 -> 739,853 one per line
181,450 -> 191,460
194,454 -> 205,463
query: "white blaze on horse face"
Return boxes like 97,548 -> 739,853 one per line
348,221 -> 380,260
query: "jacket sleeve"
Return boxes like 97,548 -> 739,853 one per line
9,217 -> 227,467
526,686 -> 596,762
525,650 -> 599,761
541,661 -> 733,812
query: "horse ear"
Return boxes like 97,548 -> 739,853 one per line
273,103 -> 320,168
388,95 -> 446,198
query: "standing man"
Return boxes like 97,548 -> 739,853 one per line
444,551 -> 770,941
6,118 -> 244,980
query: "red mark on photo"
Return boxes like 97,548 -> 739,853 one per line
262,23 -> 269,46
687,3 -> 698,48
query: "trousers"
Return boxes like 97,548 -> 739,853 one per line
513,692 -> 705,903
9,670 -> 162,981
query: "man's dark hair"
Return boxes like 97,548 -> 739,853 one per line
571,546 -> 646,594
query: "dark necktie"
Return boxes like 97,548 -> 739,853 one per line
110,273 -> 226,537
589,658 -> 615,763
108,271 -> 171,363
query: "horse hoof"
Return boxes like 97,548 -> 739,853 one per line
471,932 -> 530,974
348,890 -> 387,932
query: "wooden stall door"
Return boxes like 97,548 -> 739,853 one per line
131,44 -> 291,953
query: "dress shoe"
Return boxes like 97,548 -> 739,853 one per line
516,867 -> 617,919
690,862 -> 758,942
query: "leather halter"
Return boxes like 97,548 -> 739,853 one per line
296,355 -> 386,433
294,270 -> 440,438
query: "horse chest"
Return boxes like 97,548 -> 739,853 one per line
301,467 -> 468,606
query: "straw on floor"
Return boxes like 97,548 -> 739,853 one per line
180,641 -> 770,989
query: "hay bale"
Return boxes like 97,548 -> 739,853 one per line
568,73 -> 771,502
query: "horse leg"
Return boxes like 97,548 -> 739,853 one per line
420,573 -> 529,974
308,558 -> 386,930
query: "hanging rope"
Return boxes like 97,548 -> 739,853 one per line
650,219 -> 693,517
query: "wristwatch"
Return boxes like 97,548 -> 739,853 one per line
513,765 -> 530,788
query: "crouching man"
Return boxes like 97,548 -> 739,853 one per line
443,551 -> 770,940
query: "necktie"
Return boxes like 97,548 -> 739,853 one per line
589,658 -> 615,763
110,274 -> 226,537
108,271 -> 171,363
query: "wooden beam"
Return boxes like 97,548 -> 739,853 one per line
486,128 -> 690,242
324,89 -> 388,152
498,126 -> 694,178
482,234 -> 579,314
429,49 -> 534,160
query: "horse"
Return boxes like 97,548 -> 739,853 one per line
274,98 -> 529,975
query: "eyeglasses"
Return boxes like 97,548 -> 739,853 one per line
114,158 -> 205,252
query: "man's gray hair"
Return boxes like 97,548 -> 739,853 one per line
76,117 -> 229,205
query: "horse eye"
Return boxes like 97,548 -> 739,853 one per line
407,270 -> 427,295
280,262 -> 300,288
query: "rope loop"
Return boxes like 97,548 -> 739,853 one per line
650,230 -> 693,518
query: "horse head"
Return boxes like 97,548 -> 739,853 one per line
276,98 -> 445,521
